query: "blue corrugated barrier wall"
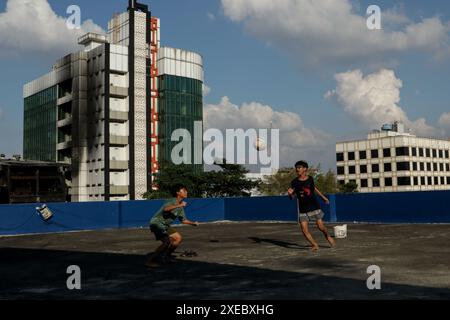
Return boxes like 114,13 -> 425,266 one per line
1,191 -> 449,236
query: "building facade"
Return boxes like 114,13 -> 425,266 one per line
23,1 -> 204,202
336,122 -> 450,193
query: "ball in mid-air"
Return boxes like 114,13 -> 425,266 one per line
254,137 -> 267,151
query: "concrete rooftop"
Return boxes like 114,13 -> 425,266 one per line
1,222 -> 449,299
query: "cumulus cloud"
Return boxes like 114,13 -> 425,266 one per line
221,0 -> 450,68
438,112 -> 450,136
439,112 -> 450,128
0,0 -> 105,57
203,84 -> 211,97
325,69 -> 438,137
204,96 -> 334,169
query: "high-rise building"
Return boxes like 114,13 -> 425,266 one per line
23,1 -> 204,202
336,122 -> 450,193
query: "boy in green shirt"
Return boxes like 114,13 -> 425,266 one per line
145,184 -> 199,268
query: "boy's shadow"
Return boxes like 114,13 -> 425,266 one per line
249,237 -> 311,250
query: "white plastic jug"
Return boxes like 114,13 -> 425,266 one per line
334,224 -> 347,239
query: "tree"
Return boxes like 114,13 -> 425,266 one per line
143,161 -> 261,199
315,169 -> 339,194
338,181 -> 359,193
257,167 -> 295,196
258,164 -> 340,195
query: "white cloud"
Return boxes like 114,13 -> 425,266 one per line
325,69 -> 438,137
221,0 -> 450,68
204,96 -> 334,168
207,12 -> 216,21
0,0 -> 105,57
439,112 -> 450,128
438,112 -> 450,136
203,84 -> 211,97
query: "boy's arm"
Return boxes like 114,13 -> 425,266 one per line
164,201 -> 186,212
288,181 -> 296,199
182,219 -> 199,226
314,187 -> 329,204
288,188 -> 296,199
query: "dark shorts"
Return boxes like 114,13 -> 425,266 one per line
298,209 -> 324,223
149,225 -> 177,243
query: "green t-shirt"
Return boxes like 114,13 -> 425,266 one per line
150,198 -> 186,230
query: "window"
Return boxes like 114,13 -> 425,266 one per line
336,153 -> 344,162
447,177 -> 450,185
348,152 -> 355,161
427,163 -> 432,171
361,179 -> 368,188
413,177 -> 419,186
360,165 -> 367,174
446,164 -> 450,172
337,166 -> 345,175
440,177 -> 445,185
445,150 -> 449,159
439,150 -> 443,158
412,147 -> 417,157
338,180 -> 345,186
397,162 -> 410,171
426,148 -> 431,157
419,148 -> 424,157
384,177 -> 392,187
372,164 -> 379,173
428,177 -> 433,185
434,177 -> 439,185
433,163 -> 438,172
383,148 -> 391,157
440,163 -> 444,172
372,178 -> 380,187
359,150 -> 367,160
349,166 -> 356,174
421,177 -> 426,185
384,163 -> 392,172
432,149 -> 437,158
371,149 -> 379,158
398,177 -> 411,186
396,147 -> 409,157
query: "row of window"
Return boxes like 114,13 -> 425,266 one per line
24,87 -> 58,162
338,162 -> 450,175
337,147 -> 450,162
340,176 -> 450,188
159,75 -> 203,96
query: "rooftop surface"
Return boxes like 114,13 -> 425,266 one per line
1,222 -> 449,299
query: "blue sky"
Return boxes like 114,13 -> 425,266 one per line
1,0 -> 450,170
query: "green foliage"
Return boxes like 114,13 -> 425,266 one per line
257,167 -> 296,196
143,161 -> 261,199
258,164 -> 344,195
338,181 -> 359,193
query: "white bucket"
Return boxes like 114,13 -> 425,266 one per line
333,224 -> 347,239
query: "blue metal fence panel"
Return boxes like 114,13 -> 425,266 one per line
335,191 -> 450,223
0,202 -> 119,236
1,191 -> 450,236
224,196 -> 332,222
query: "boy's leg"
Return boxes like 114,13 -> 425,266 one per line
145,239 -> 170,267
168,232 -> 182,255
316,219 -> 336,247
146,226 -> 171,267
300,221 -> 319,251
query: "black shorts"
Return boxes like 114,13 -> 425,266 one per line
149,225 -> 177,243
